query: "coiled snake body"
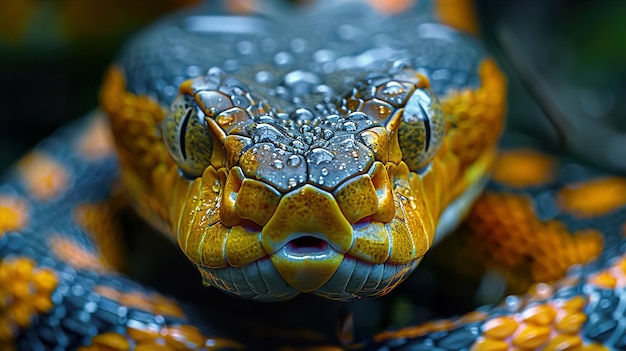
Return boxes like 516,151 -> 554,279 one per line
1,1 -> 625,350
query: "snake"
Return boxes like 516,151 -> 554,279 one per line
1,0 -> 626,350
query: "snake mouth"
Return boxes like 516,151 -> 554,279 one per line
282,236 -> 332,258
175,158 -> 432,300
267,234 -> 344,293
195,209 -> 430,301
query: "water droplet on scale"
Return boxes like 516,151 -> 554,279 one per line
382,82 -> 405,96
287,155 -> 302,167
272,160 -> 284,169
343,121 -> 357,131
288,178 -> 298,188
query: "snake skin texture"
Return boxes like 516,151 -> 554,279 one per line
1,0 -> 626,350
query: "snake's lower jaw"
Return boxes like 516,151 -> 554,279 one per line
268,243 -> 424,299
198,254 -> 422,301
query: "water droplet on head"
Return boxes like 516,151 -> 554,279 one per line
186,65 -> 201,77
207,66 -> 225,78
223,59 -> 239,72
312,84 -> 333,97
343,121 -> 357,132
236,41 -> 254,55
504,296 -> 522,312
344,138 -> 356,148
287,155 -> 301,167
320,168 -> 329,176
255,71 -> 274,84
233,86 -> 245,95
288,177 -> 298,188
291,140 -> 305,150
272,159 -> 284,169
292,108 -> 314,122
314,49 -> 335,63
290,38 -> 307,53
382,82 -> 405,96
284,70 -> 321,87
274,52 -> 294,66
348,112 -> 367,120
163,85 -> 177,97
307,148 -> 334,165
391,58 -> 414,72
231,96 -> 250,108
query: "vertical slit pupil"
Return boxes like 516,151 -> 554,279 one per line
418,102 -> 431,151
180,108 -> 193,160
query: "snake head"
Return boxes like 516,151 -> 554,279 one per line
161,67 -> 448,301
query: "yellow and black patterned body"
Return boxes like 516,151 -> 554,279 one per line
1,0 -> 626,350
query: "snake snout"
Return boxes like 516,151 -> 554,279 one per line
261,184 -> 353,254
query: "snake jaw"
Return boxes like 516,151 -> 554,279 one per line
194,180 -> 431,300
270,243 -> 344,293
172,158 -> 434,300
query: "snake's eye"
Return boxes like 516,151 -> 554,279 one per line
163,94 -> 213,178
398,89 -> 445,172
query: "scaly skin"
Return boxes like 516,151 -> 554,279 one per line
1,1 -> 625,350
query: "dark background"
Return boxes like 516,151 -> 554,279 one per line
0,0 -> 625,339
0,0 -> 625,173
